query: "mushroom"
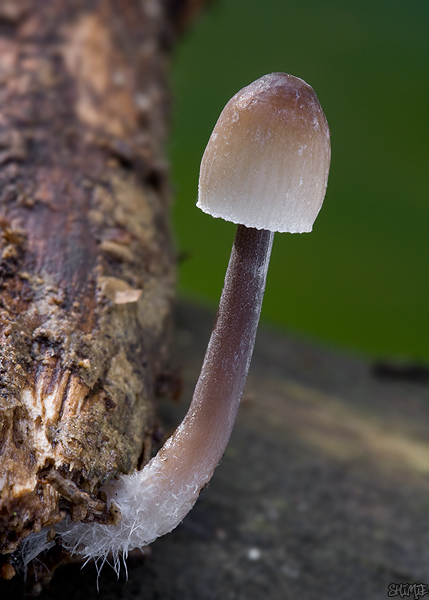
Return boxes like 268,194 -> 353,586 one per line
25,73 -> 330,566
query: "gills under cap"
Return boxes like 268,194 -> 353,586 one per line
197,73 -> 331,233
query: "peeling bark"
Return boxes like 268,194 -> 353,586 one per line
0,0 -> 204,560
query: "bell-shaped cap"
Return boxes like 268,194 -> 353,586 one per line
197,73 -> 331,233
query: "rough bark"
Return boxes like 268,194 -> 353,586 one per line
0,0 -> 204,562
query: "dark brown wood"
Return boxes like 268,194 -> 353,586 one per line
0,0 -> 206,563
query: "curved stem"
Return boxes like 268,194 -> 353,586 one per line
57,225 -> 274,559
161,225 -> 274,480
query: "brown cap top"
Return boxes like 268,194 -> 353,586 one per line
197,73 -> 331,233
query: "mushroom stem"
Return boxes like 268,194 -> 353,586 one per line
161,225 -> 273,481
53,225 -> 273,561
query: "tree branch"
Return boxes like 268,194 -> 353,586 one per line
0,0 -> 204,560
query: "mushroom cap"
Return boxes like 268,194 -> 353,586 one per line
197,73 -> 331,233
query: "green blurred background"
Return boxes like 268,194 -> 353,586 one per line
169,0 -> 429,361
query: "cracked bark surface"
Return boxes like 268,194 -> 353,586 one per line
0,0 -> 206,562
